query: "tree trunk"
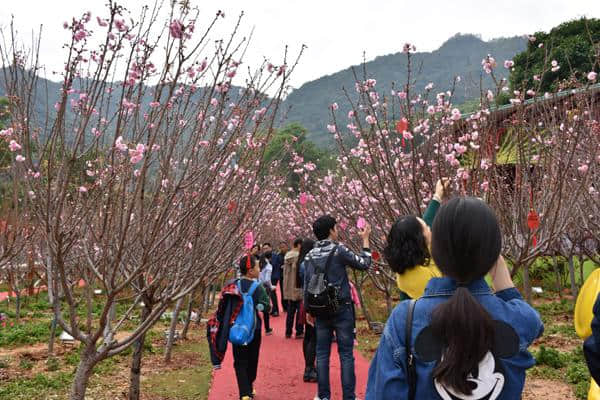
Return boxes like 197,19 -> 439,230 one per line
48,316 -> 57,355
181,292 -> 194,340
209,285 -> 216,307
522,263 -> 532,304
128,304 -> 151,400
580,257 -> 585,286
164,297 -> 184,363
70,349 -> 97,400
354,282 -> 374,326
103,303 -> 116,344
85,283 -> 93,333
15,291 -> 21,323
569,256 -> 578,298
202,288 -> 210,316
384,286 -> 393,316
553,256 -> 562,299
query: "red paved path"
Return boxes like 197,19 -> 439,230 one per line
208,287 -> 370,400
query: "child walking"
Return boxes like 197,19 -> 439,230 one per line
207,254 -> 271,400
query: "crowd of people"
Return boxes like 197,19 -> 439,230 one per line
206,179 -> 599,400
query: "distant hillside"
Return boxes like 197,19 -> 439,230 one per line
1,34 -> 527,148
283,34 -> 527,147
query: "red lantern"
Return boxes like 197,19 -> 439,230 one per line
372,250 -> 380,262
527,209 -> 540,247
227,200 -> 237,214
396,118 -> 409,148
395,118 -> 408,134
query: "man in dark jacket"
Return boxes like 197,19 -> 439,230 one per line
304,215 -> 371,400
269,242 -> 287,315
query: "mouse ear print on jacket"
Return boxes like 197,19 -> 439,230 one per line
492,320 -> 519,358
415,326 -> 443,362
414,320 -> 520,362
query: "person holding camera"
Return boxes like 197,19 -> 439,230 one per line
303,215 -> 372,400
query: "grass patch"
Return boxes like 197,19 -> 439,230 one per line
144,341 -> 212,400
0,371 -> 72,399
0,320 -> 53,347
531,346 -> 590,399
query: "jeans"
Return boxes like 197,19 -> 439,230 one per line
316,304 -> 356,400
269,283 -> 280,314
303,322 -> 317,369
286,300 -> 304,337
233,330 -> 262,399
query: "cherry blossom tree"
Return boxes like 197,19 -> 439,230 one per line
0,1 -> 299,398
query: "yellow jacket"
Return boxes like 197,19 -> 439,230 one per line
396,260 -> 442,299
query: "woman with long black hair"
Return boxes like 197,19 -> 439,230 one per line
366,197 -> 544,400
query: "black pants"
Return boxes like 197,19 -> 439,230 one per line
303,322 -> 317,369
263,289 -> 271,332
280,278 -> 287,311
269,284 -> 280,314
285,300 -> 304,337
233,330 -> 262,399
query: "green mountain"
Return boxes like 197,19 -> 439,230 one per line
283,33 -> 527,147
1,34 -> 527,148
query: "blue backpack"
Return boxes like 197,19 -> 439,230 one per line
229,280 -> 260,345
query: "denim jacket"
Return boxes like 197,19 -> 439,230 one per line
366,277 -> 544,400
304,239 -> 371,302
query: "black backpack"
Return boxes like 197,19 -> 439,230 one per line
305,245 -> 339,318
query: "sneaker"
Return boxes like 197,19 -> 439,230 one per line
303,367 -> 315,382
295,332 -> 304,339
265,329 -> 273,336
285,334 -> 292,339
307,367 -> 318,382
241,397 -> 252,400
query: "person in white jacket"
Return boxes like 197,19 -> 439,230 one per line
259,253 -> 275,336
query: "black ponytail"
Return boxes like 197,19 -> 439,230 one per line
430,287 -> 495,394
429,197 -> 502,396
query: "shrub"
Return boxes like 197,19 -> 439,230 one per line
535,346 -> 566,368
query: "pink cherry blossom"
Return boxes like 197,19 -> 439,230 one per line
588,71 -> 598,81
578,164 -> 589,174
331,103 -> 339,110
356,217 -> 366,230
15,155 -> 25,162
365,115 -> 376,125
8,140 -> 21,152
504,60 -> 514,69
327,124 -> 336,133
450,108 -> 461,121
115,19 -> 128,32
115,136 -> 128,152
97,17 -> 108,27
78,186 -> 88,193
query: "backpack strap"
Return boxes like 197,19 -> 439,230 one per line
247,280 -> 260,297
406,299 -> 417,400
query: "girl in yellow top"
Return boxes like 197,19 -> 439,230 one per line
383,180 -> 447,299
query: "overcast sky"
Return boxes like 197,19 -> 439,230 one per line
1,0 -> 599,89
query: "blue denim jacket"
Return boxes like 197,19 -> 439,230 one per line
366,277 -> 544,400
